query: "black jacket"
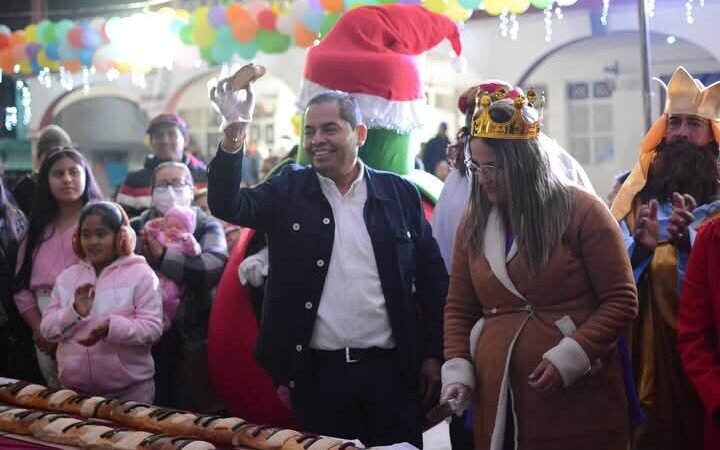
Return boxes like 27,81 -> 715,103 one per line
208,148 -> 448,386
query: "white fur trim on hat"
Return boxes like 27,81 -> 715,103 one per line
543,337 -> 591,388
297,79 -> 426,133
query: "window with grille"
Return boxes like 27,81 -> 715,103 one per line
566,80 -> 614,165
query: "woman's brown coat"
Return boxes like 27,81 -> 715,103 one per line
444,189 -> 638,450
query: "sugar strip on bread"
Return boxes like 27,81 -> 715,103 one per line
87,429 -> 153,450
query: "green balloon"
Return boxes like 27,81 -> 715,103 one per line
530,0 -> 552,8
200,46 -> 215,63
235,41 -> 258,60
216,25 -> 234,47
256,29 -> 290,54
56,19 -> 73,44
320,13 -> 340,37
459,0 -> 481,8
180,24 -> 194,45
43,23 -> 58,43
211,41 -> 234,63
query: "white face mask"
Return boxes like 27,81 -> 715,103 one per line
152,185 -> 193,214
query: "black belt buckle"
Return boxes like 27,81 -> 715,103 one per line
345,347 -> 358,363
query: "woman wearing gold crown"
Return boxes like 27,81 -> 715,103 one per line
439,83 -> 638,450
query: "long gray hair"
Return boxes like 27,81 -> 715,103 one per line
462,102 -> 574,274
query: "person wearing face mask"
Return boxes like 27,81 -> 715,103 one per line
130,161 -> 228,411
116,114 -> 209,218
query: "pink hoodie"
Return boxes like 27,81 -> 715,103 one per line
40,254 -> 163,397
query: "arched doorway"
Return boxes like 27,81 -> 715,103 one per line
518,31 -> 719,195
54,95 -> 148,195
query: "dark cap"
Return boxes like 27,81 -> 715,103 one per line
147,113 -> 188,135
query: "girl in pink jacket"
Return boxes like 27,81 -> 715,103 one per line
41,202 -> 163,403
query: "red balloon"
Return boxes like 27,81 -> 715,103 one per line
68,27 -> 84,48
0,34 -> 9,50
257,9 -> 277,31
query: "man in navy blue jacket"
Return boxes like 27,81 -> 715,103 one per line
208,86 -> 447,448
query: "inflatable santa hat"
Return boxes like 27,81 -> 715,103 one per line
297,4 -> 463,198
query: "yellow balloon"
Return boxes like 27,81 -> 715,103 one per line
484,0 -> 505,15
424,0 -> 449,14
194,5 -> 211,26
291,113 -> 302,136
25,24 -> 38,43
193,23 -> 217,49
175,9 -> 191,21
508,0 -> 530,13
158,7 -> 176,18
37,50 -> 51,68
447,0 -> 473,21
19,59 -> 32,74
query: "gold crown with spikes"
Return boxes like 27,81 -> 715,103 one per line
656,66 -> 720,121
470,87 -> 544,140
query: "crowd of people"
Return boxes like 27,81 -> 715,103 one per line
0,12 -> 719,450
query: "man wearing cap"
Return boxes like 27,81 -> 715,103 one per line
116,113 -> 208,218
610,66 -> 720,450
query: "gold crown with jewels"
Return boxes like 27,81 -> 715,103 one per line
470,87 -> 544,140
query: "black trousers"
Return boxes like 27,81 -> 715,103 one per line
449,413 -> 474,450
290,350 -> 423,449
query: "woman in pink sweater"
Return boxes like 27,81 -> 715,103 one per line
14,147 -> 102,386
41,202 -> 163,402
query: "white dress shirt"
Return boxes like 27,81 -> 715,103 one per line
309,163 -> 396,350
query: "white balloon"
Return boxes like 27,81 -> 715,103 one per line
276,13 -> 295,35
556,0 -> 577,6
0,25 -> 10,36
293,0 -> 310,20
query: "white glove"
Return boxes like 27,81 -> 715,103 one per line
237,247 -> 269,287
210,78 -> 255,131
439,383 -> 472,417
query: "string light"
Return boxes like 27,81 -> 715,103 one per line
13,64 -> 19,74
685,0 -> 694,24
81,66 -> 91,95
509,13 -> 519,40
59,66 -> 74,91
106,68 -> 120,82
554,6 -> 563,20
37,67 -> 52,89
20,83 -> 31,127
601,0 -> 610,25
645,0 -> 655,18
544,6 -> 553,42
131,71 -> 147,89
499,8 -> 509,38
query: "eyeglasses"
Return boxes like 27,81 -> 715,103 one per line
155,180 -> 191,190
465,159 -> 501,178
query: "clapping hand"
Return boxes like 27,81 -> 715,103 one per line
668,192 -> 696,251
634,200 -> 660,252
73,283 -> 95,317
78,319 -> 109,347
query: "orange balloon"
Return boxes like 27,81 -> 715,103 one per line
320,0 -> 344,13
0,49 -> 13,73
63,59 -> 82,72
227,4 -> 253,27
294,23 -> 317,48
9,30 -> 25,46
232,22 -> 258,43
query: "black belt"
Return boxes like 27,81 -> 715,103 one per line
310,347 -> 395,363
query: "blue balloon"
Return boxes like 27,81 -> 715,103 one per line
235,41 -> 258,60
58,43 -> 74,60
302,8 -> 325,33
80,48 -> 93,67
45,42 -> 60,60
459,0 -> 481,8
82,28 -> 102,50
